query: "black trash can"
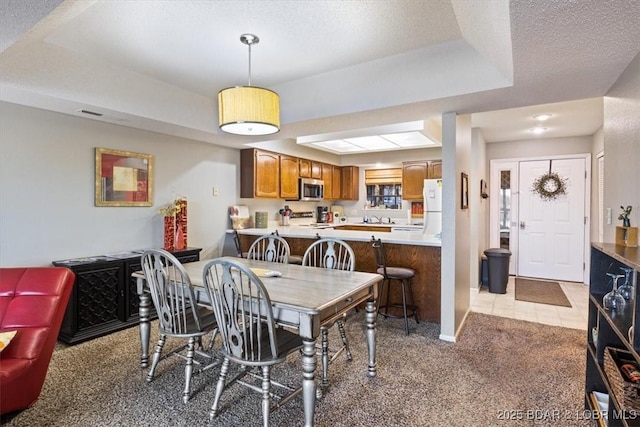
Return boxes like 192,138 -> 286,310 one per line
483,248 -> 511,294
480,255 -> 488,288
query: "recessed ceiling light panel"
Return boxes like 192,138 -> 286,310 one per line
344,135 -> 396,150
382,131 -> 436,147
311,140 -> 362,153
296,120 -> 441,154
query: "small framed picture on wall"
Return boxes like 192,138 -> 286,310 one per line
461,172 -> 469,210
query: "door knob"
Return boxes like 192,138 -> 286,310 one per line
520,221 -> 526,230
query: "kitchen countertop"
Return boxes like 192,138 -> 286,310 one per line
235,224 -> 441,247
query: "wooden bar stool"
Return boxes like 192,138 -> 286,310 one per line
231,230 -> 248,258
371,238 -> 419,335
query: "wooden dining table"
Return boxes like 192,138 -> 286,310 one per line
133,256 -> 382,427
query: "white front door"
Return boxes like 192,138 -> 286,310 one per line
518,158 -> 586,281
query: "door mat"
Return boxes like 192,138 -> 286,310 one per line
515,277 -> 572,307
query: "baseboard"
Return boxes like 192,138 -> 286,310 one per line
439,305 -> 472,343
438,333 -> 456,342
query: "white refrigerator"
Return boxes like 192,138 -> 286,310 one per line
422,179 -> 443,235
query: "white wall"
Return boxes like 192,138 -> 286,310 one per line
440,112 -> 472,341
486,136 -> 593,161
471,128 -> 488,288
591,127 -> 604,240
603,53 -> 640,242
0,101 -> 240,266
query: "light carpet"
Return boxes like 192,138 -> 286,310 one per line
1,313 -> 588,426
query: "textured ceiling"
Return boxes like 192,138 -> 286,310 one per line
1,0 -> 639,152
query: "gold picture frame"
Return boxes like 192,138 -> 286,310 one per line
95,147 -> 154,207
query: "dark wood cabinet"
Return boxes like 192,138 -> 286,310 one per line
402,160 -> 442,200
53,247 -> 201,345
240,149 -> 280,198
341,166 -> 359,200
585,243 -> 639,424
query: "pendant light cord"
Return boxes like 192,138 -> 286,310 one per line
247,42 -> 252,86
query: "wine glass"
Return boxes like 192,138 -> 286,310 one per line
619,267 -> 635,301
603,273 -> 625,311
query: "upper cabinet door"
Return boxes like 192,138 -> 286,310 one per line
241,149 -> 280,198
254,150 -> 280,198
341,166 -> 359,200
311,161 -> 322,179
332,166 -> 342,199
322,163 -> 334,200
299,159 -> 312,178
428,161 -> 442,179
402,161 -> 428,200
280,155 -> 299,199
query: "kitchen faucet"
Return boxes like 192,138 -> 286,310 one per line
371,216 -> 394,224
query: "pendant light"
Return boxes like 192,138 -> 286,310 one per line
218,34 -> 280,136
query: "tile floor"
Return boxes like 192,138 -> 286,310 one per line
470,276 -> 589,330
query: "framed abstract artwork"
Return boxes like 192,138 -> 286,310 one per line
95,147 -> 154,206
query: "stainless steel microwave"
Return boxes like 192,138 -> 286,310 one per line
298,178 -> 324,201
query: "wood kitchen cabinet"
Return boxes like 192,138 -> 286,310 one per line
311,161 -> 322,179
322,163 -> 343,200
402,161 -> 428,200
299,158 -> 312,178
428,161 -> 442,179
341,165 -> 359,200
279,154 -> 299,199
402,160 -> 442,199
299,158 -> 322,179
240,149 -> 280,198
322,163 -> 334,200
332,166 -> 342,199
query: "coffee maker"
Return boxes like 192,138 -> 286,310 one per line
316,206 -> 329,223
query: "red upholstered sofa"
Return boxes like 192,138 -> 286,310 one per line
0,267 -> 75,415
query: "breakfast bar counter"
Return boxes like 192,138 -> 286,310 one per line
238,224 -> 442,247
236,225 -> 442,323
